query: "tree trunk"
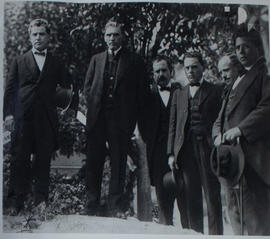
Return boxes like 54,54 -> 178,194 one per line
132,130 -> 152,221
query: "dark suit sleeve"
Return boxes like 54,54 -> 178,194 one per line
210,85 -> 223,124
56,58 -> 72,88
238,74 -> 270,142
136,55 -> 151,140
3,58 -> 18,119
209,85 -> 223,137
212,101 -> 224,140
137,87 -> 155,143
84,55 -> 96,105
167,90 -> 178,155
136,56 -> 150,113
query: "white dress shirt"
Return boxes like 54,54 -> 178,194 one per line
108,46 -> 122,56
32,48 -> 47,71
158,86 -> 170,106
189,78 -> 203,98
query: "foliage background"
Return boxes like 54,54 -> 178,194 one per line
3,1 -> 269,217
4,1 -> 269,155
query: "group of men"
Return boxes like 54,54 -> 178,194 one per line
3,17 -> 270,235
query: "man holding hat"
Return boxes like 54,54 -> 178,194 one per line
212,24 -> 270,235
167,51 -> 223,234
4,18 -> 72,215
139,55 -> 181,225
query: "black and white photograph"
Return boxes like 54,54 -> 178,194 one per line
1,0 -> 270,237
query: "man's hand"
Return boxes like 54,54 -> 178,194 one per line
222,127 -> 242,144
168,155 -> 176,170
4,115 -> 14,131
214,133 -> 222,147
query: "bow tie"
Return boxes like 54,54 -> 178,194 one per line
160,86 -> 171,92
34,51 -> 46,56
189,82 -> 200,87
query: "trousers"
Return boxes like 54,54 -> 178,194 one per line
175,134 -> 223,234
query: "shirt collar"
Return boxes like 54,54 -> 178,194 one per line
245,65 -> 253,71
32,48 -> 47,56
244,57 -> 263,71
108,46 -> 122,56
189,77 -> 204,87
158,80 -> 172,92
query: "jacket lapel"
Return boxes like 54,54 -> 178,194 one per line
114,49 -> 129,90
99,51 -> 107,80
38,52 -> 53,84
24,50 -> 39,78
181,86 -> 189,112
197,80 -> 212,106
226,59 -> 263,116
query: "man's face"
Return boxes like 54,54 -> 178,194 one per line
235,37 -> 259,68
30,26 -> 49,51
218,59 -> 238,85
104,26 -> 122,51
184,57 -> 203,84
153,60 -> 171,88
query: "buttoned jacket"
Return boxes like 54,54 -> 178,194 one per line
167,80 -> 223,160
212,58 -> 270,185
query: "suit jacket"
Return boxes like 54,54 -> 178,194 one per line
84,48 -> 148,136
167,80 -> 223,161
139,82 -> 180,184
4,50 -> 69,148
212,57 -> 270,186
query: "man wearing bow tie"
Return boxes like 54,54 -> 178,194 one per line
83,18 -> 148,218
213,24 -> 270,235
167,51 -> 223,234
4,19 -> 71,215
139,55 -> 180,225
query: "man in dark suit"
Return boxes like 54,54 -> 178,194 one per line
167,51 -> 223,234
83,18 -> 148,218
4,19 -> 71,215
141,55 -> 180,225
218,54 -> 244,99
213,24 -> 270,235
216,54 -> 244,235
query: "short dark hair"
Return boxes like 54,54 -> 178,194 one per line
183,51 -> 204,68
233,23 -> 264,57
152,55 -> 173,72
104,17 -> 125,34
28,18 -> 50,35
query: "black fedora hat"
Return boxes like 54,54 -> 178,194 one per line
163,169 -> 183,192
55,85 -> 74,112
211,143 -> 245,187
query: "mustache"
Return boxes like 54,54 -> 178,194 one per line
157,76 -> 167,84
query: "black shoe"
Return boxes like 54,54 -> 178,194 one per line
6,195 -> 25,216
106,208 -> 127,219
82,201 -> 100,216
7,205 -> 22,216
